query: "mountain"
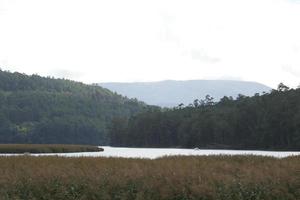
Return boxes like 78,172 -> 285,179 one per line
98,80 -> 272,107
0,70 -> 150,145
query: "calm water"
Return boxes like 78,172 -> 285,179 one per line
1,146 -> 300,159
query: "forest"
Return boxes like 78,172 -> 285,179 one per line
1,70 -> 299,150
110,83 -> 300,150
0,70 -> 150,145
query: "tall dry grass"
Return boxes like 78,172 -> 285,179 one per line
0,155 -> 299,200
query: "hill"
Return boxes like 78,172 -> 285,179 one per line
110,83 -> 300,150
99,80 -> 272,107
0,70 -> 150,145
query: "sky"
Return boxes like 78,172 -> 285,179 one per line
0,0 -> 300,88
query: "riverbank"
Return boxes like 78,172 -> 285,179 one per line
0,144 -> 103,153
0,155 -> 298,200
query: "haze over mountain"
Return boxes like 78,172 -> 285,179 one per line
99,80 -> 272,107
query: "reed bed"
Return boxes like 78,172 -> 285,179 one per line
0,155 -> 299,200
0,144 -> 103,153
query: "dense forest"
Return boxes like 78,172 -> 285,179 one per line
0,70 -> 150,145
110,83 -> 300,150
1,69 -> 299,150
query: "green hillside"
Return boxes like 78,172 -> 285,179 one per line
110,83 -> 300,150
0,70 -> 150,145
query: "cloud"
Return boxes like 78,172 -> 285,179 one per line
189,49 -> 221,63
0,0 -> 299,88
288,0 -> 300,3
282,65 -> 300,78
48,69 -> 84,80
292,45 -> 300,53
202,75 -> 243,81
160,12 -> 221,64
217,76 -> 243,81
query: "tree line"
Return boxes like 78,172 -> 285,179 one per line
1,69 -> 299,150
110,83 -> 300,150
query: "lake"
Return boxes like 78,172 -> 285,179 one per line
1,146 -> 299,159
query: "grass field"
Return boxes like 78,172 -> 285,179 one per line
0,155 -> 299,200
0,144 -> 103,153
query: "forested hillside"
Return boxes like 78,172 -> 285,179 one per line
110,83 -> 300,150
0,70 -> 150,145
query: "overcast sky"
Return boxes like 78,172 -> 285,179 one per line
0,0 -> 300,88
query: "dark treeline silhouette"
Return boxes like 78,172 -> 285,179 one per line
110,83 -> 300,150
0,70 -> 150,145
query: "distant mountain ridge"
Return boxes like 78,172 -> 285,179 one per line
98,80 -> 272,107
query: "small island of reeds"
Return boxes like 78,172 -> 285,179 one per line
0,144 -> 103,154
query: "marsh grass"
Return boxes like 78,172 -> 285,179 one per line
0,144 -> 103,153
0,155 -> 299,200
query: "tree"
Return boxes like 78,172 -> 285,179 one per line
193,99 -> 199,108
109,117 -> 128,146
277,83 -> 290,92
204,95 -> 214,106
177,103 -> 184,109
110,86 -> 300,150
0,70 -> 151,145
